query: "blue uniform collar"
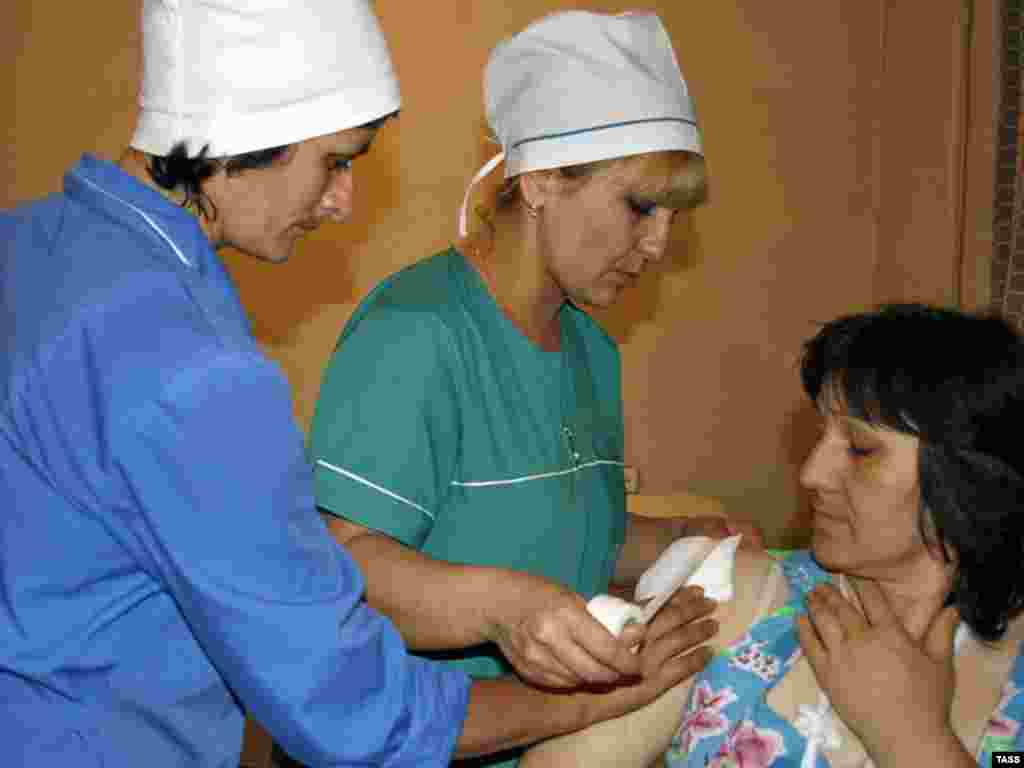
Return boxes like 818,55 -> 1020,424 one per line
64,154 -> 213,275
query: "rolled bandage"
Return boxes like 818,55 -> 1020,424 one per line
587,534 -> 743,639
586,594 -> 644,637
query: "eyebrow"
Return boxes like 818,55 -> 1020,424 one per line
630,180 -> 690,211
332,140 -> 374,159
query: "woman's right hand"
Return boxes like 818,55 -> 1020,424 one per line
486,573 -> 716,689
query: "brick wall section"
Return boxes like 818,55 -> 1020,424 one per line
998,0 -> 1024,329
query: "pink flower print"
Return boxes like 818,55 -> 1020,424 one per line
988,682 -> 1022,740
987,713 -> 1019,740
705,756 -> 740,768
707,721 -> 786,768
784,646 -> 803,671
729,641 -> 780,682
677,681 -> 739,754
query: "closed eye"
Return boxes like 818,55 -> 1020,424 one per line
629,198 -> 657,217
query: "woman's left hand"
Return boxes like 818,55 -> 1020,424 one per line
797,580 -> 961,762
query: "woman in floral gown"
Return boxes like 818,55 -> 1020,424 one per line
522,304 -> 1024,768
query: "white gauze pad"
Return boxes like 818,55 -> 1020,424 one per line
586,533 -> 742,636
585,594 -> 645,636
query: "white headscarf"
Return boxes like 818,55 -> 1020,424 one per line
459,10 -> 703,237
130,0 -> 401,158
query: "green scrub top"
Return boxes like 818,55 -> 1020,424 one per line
309,247 -> 628,684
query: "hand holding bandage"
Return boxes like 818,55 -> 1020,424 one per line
586,535 -> 742,637
486,543 -> 724,689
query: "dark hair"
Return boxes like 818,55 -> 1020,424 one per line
146,112 -> 397,220
800,303 -> 1024,641
147,143 -> 291,220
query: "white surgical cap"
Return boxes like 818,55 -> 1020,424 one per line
131,0 -> 401,158
459,10 -> 703,236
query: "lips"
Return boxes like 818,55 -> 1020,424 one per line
811,506 -> 846,523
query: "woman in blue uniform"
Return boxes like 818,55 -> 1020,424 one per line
0,3 -> 717,766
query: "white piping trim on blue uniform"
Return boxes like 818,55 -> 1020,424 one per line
75,173 -> 193,268
315,459 -> 435,520
451,459 -> 626,488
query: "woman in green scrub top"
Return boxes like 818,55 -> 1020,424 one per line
307,12 -> 761,766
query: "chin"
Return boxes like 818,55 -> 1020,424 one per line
259,241 -> 298,264
809,533 -> 849,573
577,287 -> 620,309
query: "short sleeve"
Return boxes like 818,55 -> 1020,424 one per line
308,307 -> 461,549
115,349 -> 470,766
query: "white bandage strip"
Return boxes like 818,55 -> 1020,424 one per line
586,534 -> 742,637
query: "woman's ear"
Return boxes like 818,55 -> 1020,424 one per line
518,169 -> 559,211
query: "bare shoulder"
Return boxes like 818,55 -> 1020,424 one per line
707,548 -> 787,654
520,549 -> 788,768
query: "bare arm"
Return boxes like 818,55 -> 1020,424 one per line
324,514 -> 499,649
454,591 -> 719,758
324,513 -> 653,687
522,550 -> 783,767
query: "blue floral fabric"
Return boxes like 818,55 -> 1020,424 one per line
665,550 -> 1024,767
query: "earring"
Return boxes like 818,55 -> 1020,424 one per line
525,200 -> 541,219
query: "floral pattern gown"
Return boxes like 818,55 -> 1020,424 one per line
666,550 -> 1024,767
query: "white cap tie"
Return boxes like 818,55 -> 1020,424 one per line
458,151 -> 505,238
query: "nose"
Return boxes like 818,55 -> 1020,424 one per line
318,168 -> 355,224
638,208 -> 675,264
799,433 -> 842,492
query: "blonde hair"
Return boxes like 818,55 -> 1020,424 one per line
477,150 -> 707,230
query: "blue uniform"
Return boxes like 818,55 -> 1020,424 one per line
0,155 -> 470,768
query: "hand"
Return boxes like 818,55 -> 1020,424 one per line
681,515 -> 766,550
486,572 -> 651,689
579,587 -> 718,725
636,586 -> 719,676
797,580 -> 960,761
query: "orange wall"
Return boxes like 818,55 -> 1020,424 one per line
4,1 -> 994,546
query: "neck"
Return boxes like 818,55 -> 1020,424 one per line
468,215 -> 564,350
841,556 -> 955,639
117,148 -> 217,244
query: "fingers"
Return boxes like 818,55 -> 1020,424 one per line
502,608 -> 623,688
651,587 -> 717,645
506,640 -> 589,689
924,604 -> 961,662
901,591 -> 953,644
566,609 -> 645,681
804,587 -> 852,651
657,643 -> 715,689
847,577 -> 898,629
638,612 -> 718,677
797,613 -> 826,671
